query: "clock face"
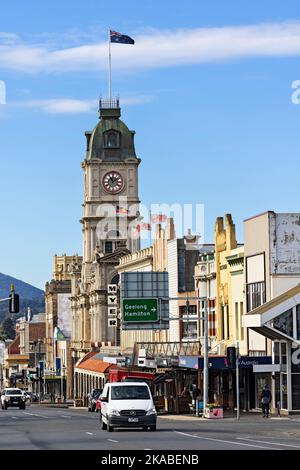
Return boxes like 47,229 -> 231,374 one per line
102,171 -> 124,194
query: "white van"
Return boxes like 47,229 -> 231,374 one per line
100,382 -> 157,432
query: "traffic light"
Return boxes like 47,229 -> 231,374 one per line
9,292 -> 20,313
226,346 -> 236,369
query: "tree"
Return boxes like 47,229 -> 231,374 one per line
0,317 -> 15,340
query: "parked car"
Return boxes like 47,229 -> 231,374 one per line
100,382 -> 157,432
1,388 -> 26,410
22,391 -> 32,402
87,388 -> 102,412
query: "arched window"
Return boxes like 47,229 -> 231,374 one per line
104,130 -> 120,148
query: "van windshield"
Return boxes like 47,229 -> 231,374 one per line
111,385 -> 150,400
6,389 -> 22,395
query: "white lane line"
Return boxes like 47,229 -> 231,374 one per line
174,431 -> 280,450
11,417 -> 18,420
23,412 -> 49,419
86,432 -> 94,436
237,437 -> 300,449
61,415 -> 71,419
107,439 -> 119,443
145,448 -> 152,450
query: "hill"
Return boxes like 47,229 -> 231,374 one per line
0,273 -> 44,323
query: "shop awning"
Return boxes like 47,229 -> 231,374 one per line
243,283 -> 300,343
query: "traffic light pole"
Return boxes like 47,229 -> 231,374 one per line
236,341 -> 240,421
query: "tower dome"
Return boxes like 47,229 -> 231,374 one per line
85,98 -> 138,162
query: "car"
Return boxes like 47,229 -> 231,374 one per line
100,382 -> 157,432
1,388 -> 26,410
87,388 -> 102,412
22,391 -> 32,402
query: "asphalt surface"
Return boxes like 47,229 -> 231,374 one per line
1,405 -> 300,450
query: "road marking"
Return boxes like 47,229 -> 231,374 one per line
174,431 -> 280,450
237,437 -> 300,449
86,432 -> 94,436
145,448 -> 152,450
11,417 -> 18,420
23,412 -> 49,419
61,415 -> 71,419
107,439 -> 119,443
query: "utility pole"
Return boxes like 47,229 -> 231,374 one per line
236,341 -> 240,420
203,299 -> 209,416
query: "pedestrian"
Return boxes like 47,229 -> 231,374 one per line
261,384 -> 272,418
277,400 -> 281,417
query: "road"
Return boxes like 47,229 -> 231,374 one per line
1,405 -> 300,450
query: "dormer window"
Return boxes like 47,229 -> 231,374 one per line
104,130 -> 120,148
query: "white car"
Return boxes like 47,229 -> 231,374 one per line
1,388 -> 26,410
100,382 -> 157,432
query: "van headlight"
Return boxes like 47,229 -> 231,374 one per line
109,409 -> 120,416
146,407 -> 157,416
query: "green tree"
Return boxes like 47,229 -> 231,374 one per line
0,317 -> 15,340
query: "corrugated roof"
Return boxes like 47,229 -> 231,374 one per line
76,356 -> 117,373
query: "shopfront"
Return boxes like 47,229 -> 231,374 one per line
243,284 -> 300,414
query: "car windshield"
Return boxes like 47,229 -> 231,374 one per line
6,390 -> 22,395
111,385 -> 150,400
91,389 -> 102,398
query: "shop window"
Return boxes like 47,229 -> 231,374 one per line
273,309 -> 293,337
292,374 -> 300,410
282,374 -> 288,409
297,305 -> 300,340
291,346 -> 300,373
274,342 -> 280,364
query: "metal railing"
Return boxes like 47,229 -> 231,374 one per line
136,341 -> 201,358
99,98 -> 120,109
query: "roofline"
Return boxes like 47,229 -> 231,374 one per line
243,211 -> 274,223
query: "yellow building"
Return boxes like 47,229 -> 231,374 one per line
215,214 -> 246,354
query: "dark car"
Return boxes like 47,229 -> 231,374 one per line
88,388 -> 102,412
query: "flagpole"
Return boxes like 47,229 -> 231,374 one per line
108,28 -> 112,102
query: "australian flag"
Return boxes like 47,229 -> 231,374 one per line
110,30 -> 135,45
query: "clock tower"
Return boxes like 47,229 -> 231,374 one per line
71,98 -> 141,355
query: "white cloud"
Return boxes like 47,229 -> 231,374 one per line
1,22 -> 300,74
9,95 -> 153,114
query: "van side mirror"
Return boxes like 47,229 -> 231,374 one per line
101,397 -> 108,403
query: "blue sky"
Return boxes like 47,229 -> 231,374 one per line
1,0 -> 300,288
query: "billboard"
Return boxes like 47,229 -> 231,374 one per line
57,293 -> 72,338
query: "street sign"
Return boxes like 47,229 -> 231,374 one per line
108,318 -> 117,328
123,298 -> 159,323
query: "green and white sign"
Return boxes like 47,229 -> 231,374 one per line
123,298 -> 159,323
